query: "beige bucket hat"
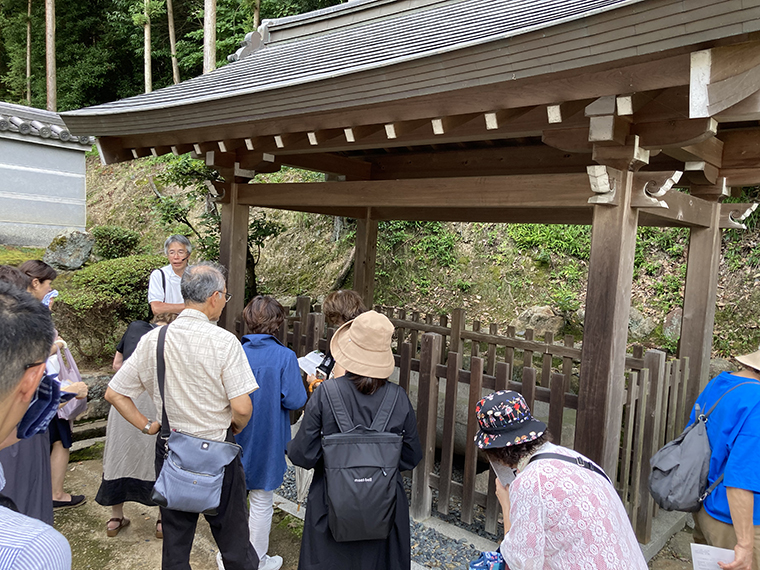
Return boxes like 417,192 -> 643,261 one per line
736,349 -> 760,371
329,310 -> 395,378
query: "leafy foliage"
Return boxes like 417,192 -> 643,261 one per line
54,254 -> 165,362
505,224 -> 591,260
0,0 -> 346,110
91,225 -> 141,259
379,221 -> 457,267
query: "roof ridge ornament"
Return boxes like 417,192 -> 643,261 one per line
228,29 -> 265,63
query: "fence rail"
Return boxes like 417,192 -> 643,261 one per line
282,296 -> 689,545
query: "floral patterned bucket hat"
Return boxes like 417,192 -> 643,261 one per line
474,390 -> 546,449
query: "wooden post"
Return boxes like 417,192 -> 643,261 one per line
45,0 -> 56,111
679,201 -> 721,420
575,142 -> 646,476
218,183 -> 248,335
449,308 -> 466,355
354,208 -> 378,310
411,332 -> 442,521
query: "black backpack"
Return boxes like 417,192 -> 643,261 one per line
321,378 -> 403,542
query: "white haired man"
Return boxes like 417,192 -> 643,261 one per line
148,234 -> 192,315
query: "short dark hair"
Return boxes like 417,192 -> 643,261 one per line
482,431 -> 553,467
151,312 -> 177,325
0,265 -> 31,290
0,282 -> 55,398
323,290 -> 367,327
345,371 -> 386,396
243,296 -> 286,335
19,260 -> 57,282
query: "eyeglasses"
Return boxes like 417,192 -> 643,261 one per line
24,360 -> 46,371
218,291 -> 232,302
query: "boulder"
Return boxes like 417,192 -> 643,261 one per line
709,358 -> 737,378
44,229 -> 95,270
628,307 -> 657,340
663,308 -> 683,341
511,306 -> 564,337
78,374 -> 112,421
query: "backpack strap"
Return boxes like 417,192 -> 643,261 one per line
323,378 -> 355,434
156,325 -> 171,439
161,268 -> 166,302
369,384 -> 399,432
324,378 -> 400,433
528,452 -> 612,484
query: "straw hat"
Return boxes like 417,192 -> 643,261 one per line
330,310 -> 395,378
474,390 -> 546,449
736,349 -> 760,372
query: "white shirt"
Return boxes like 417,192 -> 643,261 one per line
109,309 -> 258,441
500,442 -> 647,570
147,265 -> 184,305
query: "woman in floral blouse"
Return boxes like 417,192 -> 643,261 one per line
474,390 -> 647,570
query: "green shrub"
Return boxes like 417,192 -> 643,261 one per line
54,254 -> 165,363
91,225 -> 142,259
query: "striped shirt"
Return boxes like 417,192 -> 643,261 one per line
0,465 -> 71,569
109,308 -> 258,441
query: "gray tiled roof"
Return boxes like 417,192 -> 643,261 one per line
65,0 -> 644,117
0,102 -> 94,146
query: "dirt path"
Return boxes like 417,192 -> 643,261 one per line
54,452 -> 303,569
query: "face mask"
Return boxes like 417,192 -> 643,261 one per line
16,374 -> 72,440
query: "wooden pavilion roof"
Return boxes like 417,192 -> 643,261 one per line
61,0 -> 760,228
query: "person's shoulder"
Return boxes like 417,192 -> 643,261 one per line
0,507 -> 70,568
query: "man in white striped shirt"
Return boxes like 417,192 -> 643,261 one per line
0,282 -> 71,570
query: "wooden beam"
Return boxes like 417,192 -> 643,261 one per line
171,143 -> 194,156
235,152 -> 278,173
639,186 -> 716,228
234,174 -> 598,209
678,202 -> 721,419
662,136 -> 723,167
720,129 -> 760,170
684,161 -> 719,185
276,153 -> 372,180
354,209 -> 377,309
715,90 -> 760,122
691,41 -> 760,117
575,145 -> 642,476
218,183 -> 249,336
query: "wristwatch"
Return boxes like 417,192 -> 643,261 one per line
142,420 -> 154,435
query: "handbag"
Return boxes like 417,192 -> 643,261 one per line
150,325 -> 241,515
56,345 -> 87,421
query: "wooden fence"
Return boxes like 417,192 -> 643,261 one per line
280,296 -> 690,544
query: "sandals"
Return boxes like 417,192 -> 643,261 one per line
156,519 -> 163,539
106,517 -> 130,537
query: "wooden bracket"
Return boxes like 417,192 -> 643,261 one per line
684,161 -> 720,185
205,150 -> 236,169
205,179 -> 230,203
720,203 -> 758,230
690,178 -> 729,201
587,165 -> 622,205
592,136 -> 650,171
631,171 -> 682,208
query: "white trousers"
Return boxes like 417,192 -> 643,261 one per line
248,489 -> 274,561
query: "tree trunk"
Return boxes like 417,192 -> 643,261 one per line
166,0 -> 180,84
26,0 -> 32,104
254,0 -> 260,29
203,0 -> 216,74
45,0 -> 55,111
144,0 -> 152,93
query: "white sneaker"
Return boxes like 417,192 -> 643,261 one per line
216,550 -> 282,570
259,554 -> 283,570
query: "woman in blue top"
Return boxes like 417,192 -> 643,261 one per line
233,296 -> 307,570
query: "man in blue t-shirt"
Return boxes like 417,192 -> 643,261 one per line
0,282 -> 71,569
691,349 -> 760,570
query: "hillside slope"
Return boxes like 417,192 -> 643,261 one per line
84,156 -> 760,358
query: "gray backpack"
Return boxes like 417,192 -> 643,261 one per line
322,378 -> 403,542
649,381 -> 759,512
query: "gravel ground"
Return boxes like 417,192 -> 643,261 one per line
277,465 -> 485,569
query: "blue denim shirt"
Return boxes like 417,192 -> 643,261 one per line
235,334 -> 308,491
